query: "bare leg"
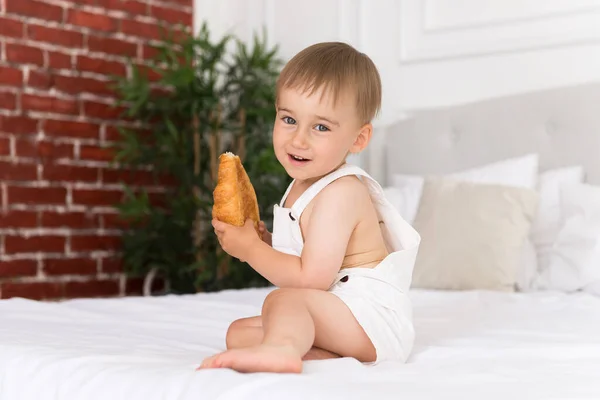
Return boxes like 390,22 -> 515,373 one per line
225,316 -> 262,349
226,316 -> 341,361
199,288 -> 375,373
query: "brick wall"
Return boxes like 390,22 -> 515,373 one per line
0,0 -> 192,300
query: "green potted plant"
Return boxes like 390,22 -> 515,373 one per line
111,22 -> 290,295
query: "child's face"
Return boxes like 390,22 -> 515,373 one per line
273,86 -> 370,183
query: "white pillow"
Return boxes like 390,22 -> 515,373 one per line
391,153 -> 540,224
387,154 -> 540,291
411,177 -> 539,292
530,166 -> 585,277
385,157 -> 588,292
533,182 -> 600,293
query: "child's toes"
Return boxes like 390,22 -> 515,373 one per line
198,354 -> 219,369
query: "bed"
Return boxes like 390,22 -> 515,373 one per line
2,82 -> 600,399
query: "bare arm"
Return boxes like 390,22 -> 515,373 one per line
244,178 -> 363,290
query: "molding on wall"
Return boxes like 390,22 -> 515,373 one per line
398,0 -> 600,63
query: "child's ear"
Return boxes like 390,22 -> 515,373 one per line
350,123 -> 373,153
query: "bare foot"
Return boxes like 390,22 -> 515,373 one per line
303,347 -> 341,361
198,353 -> 220,370
198,344 -> 302,373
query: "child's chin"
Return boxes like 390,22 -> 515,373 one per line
285,167 -> 313,181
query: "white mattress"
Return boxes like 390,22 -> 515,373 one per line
1,287 -> 599,400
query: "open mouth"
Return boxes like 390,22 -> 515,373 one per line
288,154 -> 311,163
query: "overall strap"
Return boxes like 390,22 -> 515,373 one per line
279,178 -> 295,207
288,164 -> 375,221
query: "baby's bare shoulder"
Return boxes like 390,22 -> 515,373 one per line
314,175 -> 370,206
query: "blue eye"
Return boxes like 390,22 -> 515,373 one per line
282,116 -> 296,124
315,124 -> 329,132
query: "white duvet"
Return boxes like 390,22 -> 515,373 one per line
0,287 -> 599,400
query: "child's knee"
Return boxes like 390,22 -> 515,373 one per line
226,320 -> 244,348
263,288 -> 297,308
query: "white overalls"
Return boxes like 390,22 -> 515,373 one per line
271,163 -> 421,364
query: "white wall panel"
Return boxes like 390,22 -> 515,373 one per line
195,0 -> 600,174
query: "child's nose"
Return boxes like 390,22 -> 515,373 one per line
291,129 -> 310,149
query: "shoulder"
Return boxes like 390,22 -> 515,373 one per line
313,175 -> 370,209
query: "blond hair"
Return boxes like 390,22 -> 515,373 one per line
276,42 -> 382,124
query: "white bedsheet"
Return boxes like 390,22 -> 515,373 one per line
0,287 -> 599,400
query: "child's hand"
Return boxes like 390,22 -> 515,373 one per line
258,221 -> 272,246
212,218 -> 261,262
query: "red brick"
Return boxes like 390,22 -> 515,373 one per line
28,69 -> 54,89
28,25 -> 84,48
41,211 -> 98,229
0,137 -> 10,155
101,212 -> 128,229
121,19 -> 162,41
103,0 -> 147,15
0,260 -> 38,278
6,0 -> 63,22
0,210 -> 38,228
42,164 -> 99,183
67,9 -> 118,32
142,44 -> 160,60
1,281 -> 64,300
6,43 -> 44,66
150,5 -> 190,25
22,94 -> 79,115
16,139 -> 73,159
37,141 -> 74,159
64,0 -> 97,5
83,101 -> 126,120
100,256 -> 122,273
43,119 -> 100,139
4,235 -> 66,254
0,66 -> 23,87
80,145 -> 115,161
44,258 -> 97,275
154,0 -> 190,4
64,279 -> 119,298
0,17 -> 24,38
0,91 -> 17,110
77,56 -> 127,77
133,63 -> 162,82
7,186 -> 67,204
70,235 -> 121,252
72,188 -> 122,206
102,168 -> 154,185
104,125 -> 120,141
0,116 -> 38,134
88,35 -> 137,57
0,161 -> 37,180
54,75 -> 115,97
47,51 -> 72,70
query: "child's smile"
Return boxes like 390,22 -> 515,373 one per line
288,153 -> 311,166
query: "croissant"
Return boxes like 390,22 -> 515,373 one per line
212,152 -> 260,236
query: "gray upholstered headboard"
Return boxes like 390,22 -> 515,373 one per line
380,82 -> 600,185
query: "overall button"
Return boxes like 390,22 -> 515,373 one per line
340,275 -> 349,282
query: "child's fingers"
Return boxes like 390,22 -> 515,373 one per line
212,218 -> 227,232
